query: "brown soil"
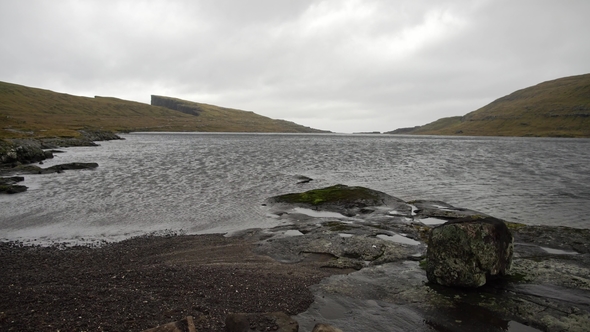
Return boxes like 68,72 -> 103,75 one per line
0,234 -> 342,331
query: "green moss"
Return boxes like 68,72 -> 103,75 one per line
273,184 -> 382,206
419,258 -> 428,270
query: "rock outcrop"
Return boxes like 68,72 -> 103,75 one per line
12,162 -> 99,175
425,217 -> 513,287
0,176 -> 27,194
0,139 -> 52,165
1,130 -> 121,168
268,184 -> 411,217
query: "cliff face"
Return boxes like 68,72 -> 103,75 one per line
150,95 -> 202,116
148,95 -> 331,133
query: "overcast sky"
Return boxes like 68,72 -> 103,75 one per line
1,0 -> 589,133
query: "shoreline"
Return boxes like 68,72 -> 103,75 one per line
2,208 -> 590,331
0,233 -> 347,332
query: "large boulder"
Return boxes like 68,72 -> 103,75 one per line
426,217 -> 513,287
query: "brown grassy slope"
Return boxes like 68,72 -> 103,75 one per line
0,81 -> 327,139
401,73 -> 590,137
150,95 -> 328,133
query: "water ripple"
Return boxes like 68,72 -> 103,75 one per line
1,133 -> 589,244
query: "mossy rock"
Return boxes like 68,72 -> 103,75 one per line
270,184 -> 399,208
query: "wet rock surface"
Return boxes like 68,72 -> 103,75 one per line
264,185 -> 590,332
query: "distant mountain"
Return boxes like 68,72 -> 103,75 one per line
386,74 -> 590,137
0,81 -> 328,139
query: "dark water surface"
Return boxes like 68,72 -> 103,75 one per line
1,133 -> 589,244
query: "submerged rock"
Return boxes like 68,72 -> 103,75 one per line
426,217 -> 513,287
12,162 -> 99,174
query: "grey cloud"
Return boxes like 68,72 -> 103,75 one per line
1,0 -> 589,133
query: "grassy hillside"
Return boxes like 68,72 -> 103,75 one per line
389,74 -> 590,137
150,95 -> 328,133
0,81 -> 327,139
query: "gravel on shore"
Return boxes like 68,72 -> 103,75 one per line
0,234 -> 343,332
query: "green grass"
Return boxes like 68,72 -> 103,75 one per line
0,81 -> 328,139
397,74 -> 590,138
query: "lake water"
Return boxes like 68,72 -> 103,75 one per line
1,133 -> 589,245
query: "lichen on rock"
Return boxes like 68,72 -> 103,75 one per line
426,217 -> 514,288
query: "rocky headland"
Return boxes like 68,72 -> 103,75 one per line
1,184 -> 589,331
0,129 -> 121,193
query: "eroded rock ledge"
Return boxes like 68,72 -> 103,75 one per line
258,184 -> 590,332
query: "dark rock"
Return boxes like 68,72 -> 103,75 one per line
0,176 -> 28,194
268,184 -> 411,217
45,162 -> 99,173
0,184 -> 27,194
11,162 -> 98,175
1,130 -> 119,168
1,176 -> 24,183
426,217 -> 513,287
78,129 -> 123,142
225,312 -> 298,332
296,175 -> 313,184
0,139 -> 46,165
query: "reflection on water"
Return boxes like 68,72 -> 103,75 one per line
376,234 -> 421,245
540,247 -> 579,255
1,133 -> 589,244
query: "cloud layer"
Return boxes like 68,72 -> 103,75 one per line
1,0 -> 589,132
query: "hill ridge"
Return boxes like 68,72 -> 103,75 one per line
387,73 -> 590,137
0,81 -> 328,139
